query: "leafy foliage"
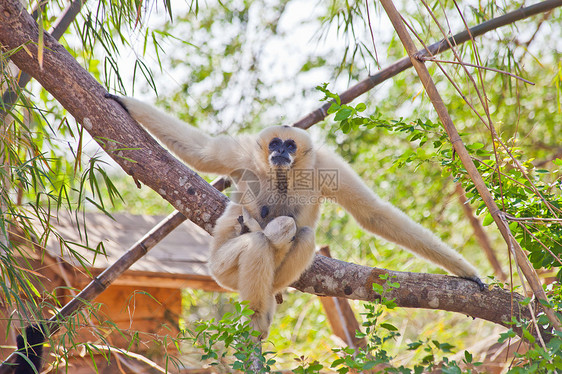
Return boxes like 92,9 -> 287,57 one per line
181,300 -> 275,372
319,84 -> 562,278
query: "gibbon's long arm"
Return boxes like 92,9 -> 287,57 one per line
107,95 -> 250,175
316,148 -> 482,283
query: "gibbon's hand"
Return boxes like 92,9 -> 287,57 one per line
105,93 -> 129,112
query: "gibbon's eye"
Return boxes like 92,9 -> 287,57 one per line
284,139 -> 297,154
269,137 -> 282,152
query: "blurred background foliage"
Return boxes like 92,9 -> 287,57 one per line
1,0 -> 561,371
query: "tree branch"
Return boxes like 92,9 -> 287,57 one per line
292,0 -> 562,129
292,255 -> 539,337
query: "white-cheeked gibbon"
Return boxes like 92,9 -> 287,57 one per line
106,94 -> 484,340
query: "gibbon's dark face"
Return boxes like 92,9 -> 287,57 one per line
258,126 -> 314,170
268,137 -> 297,167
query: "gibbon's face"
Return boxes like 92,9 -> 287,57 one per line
268,137 -> 296,167
258,126 -> 314,169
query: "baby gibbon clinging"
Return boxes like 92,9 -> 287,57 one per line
106,94 -> 484,339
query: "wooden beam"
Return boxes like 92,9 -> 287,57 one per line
80,270 -> 226,292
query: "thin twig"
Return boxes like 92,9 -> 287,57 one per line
506,216 -> 562,224
417,56 -> 535,85
364,0 -> 379,64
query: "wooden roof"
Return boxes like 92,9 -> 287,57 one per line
42,212 -> 222,291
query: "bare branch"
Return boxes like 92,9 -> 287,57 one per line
417,56 -> 535,86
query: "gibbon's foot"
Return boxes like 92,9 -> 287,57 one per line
263,216 -> 297,248
465,276 -> 486,291
104,93 -> 129,113
250,312 -> 272,341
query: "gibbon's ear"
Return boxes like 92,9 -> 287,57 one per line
15,324 -> 46,374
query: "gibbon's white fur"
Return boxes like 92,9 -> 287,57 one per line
107,95 -> 483,339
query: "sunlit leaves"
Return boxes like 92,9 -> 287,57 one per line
184,299 -> 275,372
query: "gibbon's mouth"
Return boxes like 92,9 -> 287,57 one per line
270,155 -> 292,167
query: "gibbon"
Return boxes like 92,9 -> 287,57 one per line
106,94 -> 484,339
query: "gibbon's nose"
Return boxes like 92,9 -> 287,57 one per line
263,216 -> 297,247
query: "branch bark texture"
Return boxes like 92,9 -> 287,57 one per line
293,255 -> 534,334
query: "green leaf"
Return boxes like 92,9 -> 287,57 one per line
362,361 -> 376,370
334,107 -> 353,121
498,329 -> 517,343
482,213 -> 494,226
408,341 -> 423,350
380,323 -> 398,331
522,327 -> 536,344
340,120 -> 351,134
327,102 -> 340,114
372,283 -> 384,294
